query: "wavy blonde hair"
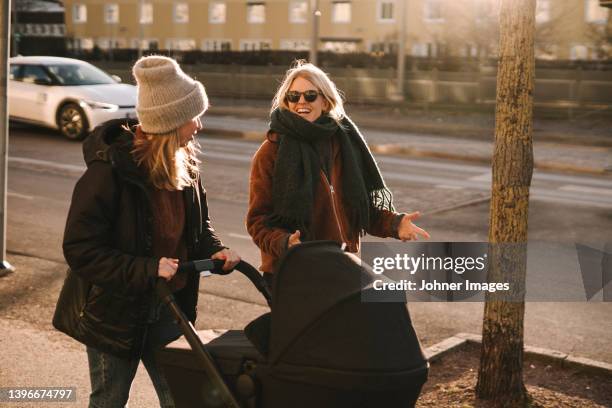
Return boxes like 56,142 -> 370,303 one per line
271,60 -> 345,122
131,127 -> 200,191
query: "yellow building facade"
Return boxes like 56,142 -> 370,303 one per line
64,0 -> 610,60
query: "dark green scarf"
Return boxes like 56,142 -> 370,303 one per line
267,108 -> 394,239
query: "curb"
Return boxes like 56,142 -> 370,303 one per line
204,127 -> 609,176
425,332 -> 612,377
424,196 -> 491,216
207,105 -> 612,148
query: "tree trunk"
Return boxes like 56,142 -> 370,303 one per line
476,1 -> 535,406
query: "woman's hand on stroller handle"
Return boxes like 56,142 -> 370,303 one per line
158,257 -> 179,281
211,248 -> 241,271
288,230 -> 302,248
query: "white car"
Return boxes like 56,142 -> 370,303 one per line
9,56 -> 137,140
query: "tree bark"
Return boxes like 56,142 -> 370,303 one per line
476,1 -> 535,406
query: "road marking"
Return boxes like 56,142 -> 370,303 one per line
9,156 -> 85,176
228,232 -> 251,240
202,138 -> 612,189
558,185 -> 612,197
469,172 -> 492,182
533,171 -> 612,188
8,191 -> 34,200
9,151 -> 612,209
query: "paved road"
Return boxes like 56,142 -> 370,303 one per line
0,127 -> 612,407
193,136 -> 612,209
202,114 -> 612,174
12,130 -> 612,307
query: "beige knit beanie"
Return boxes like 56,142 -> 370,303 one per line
132,55 -> 208,134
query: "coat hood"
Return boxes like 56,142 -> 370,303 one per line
82,118 -> 145,185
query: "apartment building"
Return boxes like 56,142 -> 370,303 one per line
12,0 -> 67,56
63,0 -> 610,60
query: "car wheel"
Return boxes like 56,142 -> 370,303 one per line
57,103 -> 89,141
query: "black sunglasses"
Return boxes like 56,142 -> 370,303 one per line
285,90 -> 321,103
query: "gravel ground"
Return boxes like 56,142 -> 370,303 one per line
417,343 -> 612,407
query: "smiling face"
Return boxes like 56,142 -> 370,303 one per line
178,116 -> 203,146
287,76 -> 329,123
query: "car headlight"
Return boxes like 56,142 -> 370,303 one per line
81,100 -> 119,112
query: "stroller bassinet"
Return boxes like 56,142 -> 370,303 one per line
157,241 -> 428,407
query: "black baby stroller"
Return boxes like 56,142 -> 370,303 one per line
157,241 -> 429,408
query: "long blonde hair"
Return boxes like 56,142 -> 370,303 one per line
131,127 -> 200,190
271,60 -> 346,122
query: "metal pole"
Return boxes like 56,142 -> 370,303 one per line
0,0 -> 15,277
394,0 -> 406,101
11,0 -> 17,56
137,0 -> 143,58
309,0 -> 320,65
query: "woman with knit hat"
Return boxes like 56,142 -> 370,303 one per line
247,61 -> 430,279
53,56 -> 239,407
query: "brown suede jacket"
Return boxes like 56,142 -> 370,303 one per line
247,131 -> 404,273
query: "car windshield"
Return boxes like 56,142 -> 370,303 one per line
46,64 -> 116,86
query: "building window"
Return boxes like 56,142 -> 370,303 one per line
96,38 -> 112,50
535,44 -> 558,60
377,0 -> 395,23
96,38 -> 127,50
73,4 -> 87,23
322,41 -> 357,53
536,0 -> 550,23
585,0 -> 609,23
332,1 -> 351,23
140,3 -> 153,24
280,39 -> 310,50
202,39 -> 232,51
105,4 -> 119,24
73,38 -> 94,50
166,38 -> 196,50
174,3 -> 189,23
369,41 -> 397,54
209,1 -> 226,24
131,38 -> 159,50
570,44 -> 588,60
239,39 -> 271,51
460,44 -> 479,58
247,2 -> 266,24
424,0 -> 443,23
289,0 -> 308,23
411,43 -> 438,57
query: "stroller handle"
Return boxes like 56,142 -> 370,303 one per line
156,279 -> 241,408
155,258 -> 270,408
176,258 -> 272,307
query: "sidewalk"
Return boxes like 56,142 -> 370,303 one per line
204,100 -> 612,175
0,254 -> 267,408
2,253 -> 612,407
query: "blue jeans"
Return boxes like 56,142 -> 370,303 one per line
87,301 -> 182,408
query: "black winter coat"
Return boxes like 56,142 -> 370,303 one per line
52,119 -> 225,359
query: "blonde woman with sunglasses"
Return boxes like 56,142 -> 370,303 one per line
247,61 -> 429,282
54,56 -> 240,407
